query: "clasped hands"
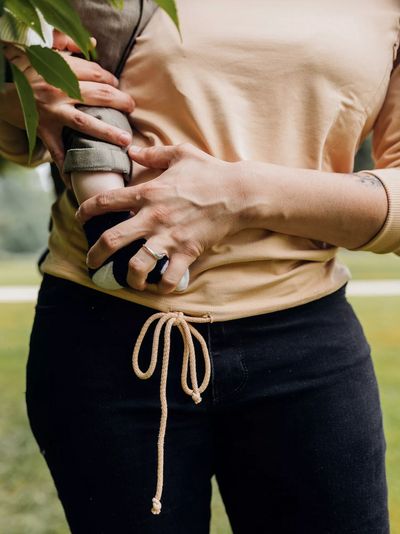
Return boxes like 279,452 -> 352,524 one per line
2,33 -> 255,293
76,144 -> 250,294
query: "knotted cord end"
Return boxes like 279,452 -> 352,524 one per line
151,498 -> 162,515
192,392 -> 202,404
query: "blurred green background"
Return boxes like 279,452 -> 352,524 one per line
0,138 -> 400,533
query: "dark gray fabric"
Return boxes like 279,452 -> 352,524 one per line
63,0 -> 158,178
63,106 -> 133,179
71,0 -> 157,75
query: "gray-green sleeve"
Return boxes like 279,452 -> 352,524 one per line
62,106 -> 133,180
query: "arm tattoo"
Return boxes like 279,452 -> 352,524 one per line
348,173 -> 384,189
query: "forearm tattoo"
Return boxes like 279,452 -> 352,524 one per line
349,173 -> 384,189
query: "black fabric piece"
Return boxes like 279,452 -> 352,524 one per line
83,212 -> 168,286
5,58 -> 13,83
114,0 -> 143,78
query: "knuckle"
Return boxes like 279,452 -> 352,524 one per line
180,239 -> 201,259
175,143 -> 191,157
101,229 -> 122,250
104,125 -> 116,141
128,257 -> 147,277
72,112 -> 89,130
138,182 -> 153,199
150,206 -> 170,226
96,192 -> 111,209
98,87 -> 114,102
123,95 -> 134,111
49,149 -> 64,163
160,277 -> 177,292
91,63 -> 103,81
143,147 -> 157,163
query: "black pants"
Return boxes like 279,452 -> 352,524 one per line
26,275 -> 389,534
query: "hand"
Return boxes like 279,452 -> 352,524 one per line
2,41 -> 135,186
76,144 -> 249,293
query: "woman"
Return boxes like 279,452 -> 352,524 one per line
1,0 -> 400,532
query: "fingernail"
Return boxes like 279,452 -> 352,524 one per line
113,76 -> 119,87
75,208 -> 81,219
120,133 -> 131,145
86,256 -> 90,266
129,145 -> 141,153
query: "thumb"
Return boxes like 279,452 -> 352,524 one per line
128,144 -> 188,169
40,129 -> 72,190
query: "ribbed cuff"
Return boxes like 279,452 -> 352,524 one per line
351,168 -> 400,255
63,148 -> 131,179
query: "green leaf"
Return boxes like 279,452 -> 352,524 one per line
29,0 -> 93,59
153,0 -> 181,39
26,45 -> 82,101
106,0 -> 123,10
0,44 -> 5,92
10,62 -> 38,162
4,0 -> 44,41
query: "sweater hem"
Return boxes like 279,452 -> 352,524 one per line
40,258 -> 352,322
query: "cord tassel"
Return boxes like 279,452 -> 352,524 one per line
132,311 -> 212,515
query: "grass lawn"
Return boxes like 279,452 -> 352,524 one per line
0,256 -> 43,286
0,254 -> 399,533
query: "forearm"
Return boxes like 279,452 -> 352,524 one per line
72,171 -> 125,205
241,161 -> 388,250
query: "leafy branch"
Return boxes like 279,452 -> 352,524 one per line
0,0 -> 180,161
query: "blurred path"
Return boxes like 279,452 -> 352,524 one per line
1,281 -> 400,302
0,286 -> 39,302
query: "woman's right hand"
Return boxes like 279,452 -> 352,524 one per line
1,42 -> 135,186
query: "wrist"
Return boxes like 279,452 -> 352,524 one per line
232,160 -> 281,231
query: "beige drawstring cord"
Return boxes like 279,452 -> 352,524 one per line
132,311 -> 212,515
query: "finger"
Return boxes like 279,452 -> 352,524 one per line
59,107 -> 132,148
39,129 -> 71,189
63,55 -> 119,87
77,188 -> 142,223
158,253 -> 193,294
78,81 -> 135,113
2,43 -> 24,61
127,242 -> 166,291
85,215 -> 146,268
5,54 -> 31,73
53,31 -> 97,54
128,144 -> 186,169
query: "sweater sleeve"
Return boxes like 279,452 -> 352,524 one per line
0,123 -> 51,167
352,63 -> 400,255
62,106 -> 133,180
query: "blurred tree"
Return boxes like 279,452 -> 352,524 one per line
354,135 -> 374,172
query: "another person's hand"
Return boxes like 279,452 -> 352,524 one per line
76,144 -> 249,293
1,40 -> 135,186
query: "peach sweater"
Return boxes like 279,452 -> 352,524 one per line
5,0 -> 400,321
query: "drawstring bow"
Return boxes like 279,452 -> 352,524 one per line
132,311 -> 212,515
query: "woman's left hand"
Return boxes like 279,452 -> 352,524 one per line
76,144 -> 249,293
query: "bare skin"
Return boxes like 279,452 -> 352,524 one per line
75,143 -> 388,294
72,171 -> 125,205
